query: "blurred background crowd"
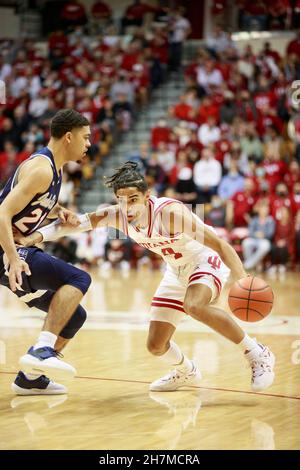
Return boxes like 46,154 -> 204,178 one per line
1,0 -> 300,277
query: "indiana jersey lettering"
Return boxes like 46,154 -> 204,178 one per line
0,147 -> 62,235
121,196 -> 218,267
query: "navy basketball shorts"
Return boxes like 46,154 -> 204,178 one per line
0,247 -> 91,338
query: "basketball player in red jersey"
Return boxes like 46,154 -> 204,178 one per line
19,162 -> 275,392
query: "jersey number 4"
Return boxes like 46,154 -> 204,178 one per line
161,247 -> 183,260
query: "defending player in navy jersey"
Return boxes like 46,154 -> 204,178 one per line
0,109 -> 92,395
19,162 -> 276,392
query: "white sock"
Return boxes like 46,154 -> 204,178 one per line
34,331 -> 57,350
238,334 -> 263,355
160,341 -> 193,373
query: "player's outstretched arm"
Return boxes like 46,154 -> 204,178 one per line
15,204 -> 121,246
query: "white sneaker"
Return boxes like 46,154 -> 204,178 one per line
19,346 -> 76,378
11,371 -> 68,396
267,265 -> 277,277
149,362 -> 202,392
245,343 -> 275,391
278,264 -> 286,274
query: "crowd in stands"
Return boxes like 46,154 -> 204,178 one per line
214,0 -> 300,31
0,5 -> 180,189
123,26 -> 300,275
1,1 -> 300,275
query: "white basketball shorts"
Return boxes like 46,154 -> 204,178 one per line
150,250 -> 230,327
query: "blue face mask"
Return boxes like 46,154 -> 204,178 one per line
256,168 -> 265,177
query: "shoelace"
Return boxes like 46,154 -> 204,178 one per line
163,367 -> 195,382
250,356 -> 272,378
54,350 -> 64,359
163,369 -> 183,381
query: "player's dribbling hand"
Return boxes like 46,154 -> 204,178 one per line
8,258 -> 31,292
58,208 -> 81,226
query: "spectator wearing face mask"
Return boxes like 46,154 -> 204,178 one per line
269,183 -> 298,221
242,204 -> 275,271
218,160 -> 245,200
206,195 -> 226,228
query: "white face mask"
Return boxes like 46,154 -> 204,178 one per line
178,167 -> 192,180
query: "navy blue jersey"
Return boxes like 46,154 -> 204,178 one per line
0,147 -> 62,235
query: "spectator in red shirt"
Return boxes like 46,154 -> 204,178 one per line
261,41 -> 281,64
256,105 -> 284,137
270,206 -> 295,273
227,178 -> 257,227
121,0 -> 159,34
197,96 -> 220,125
269,183 -> 297,220
267,0 -> 291,29
151,119 -> 171,149
183,130 -> 203,158
287,29 -> 300,58
284,160 -> 300,191
48,30 -> 69,57
262,149 -> 287,192
0,141 -> 18,183
241,0 -> 268,30
254,76 -> 276,112
271,71 -> 289,102
292,181 -> 300,213
170,94 -> 195,121
61,1 -> 87,29
236,90 -> 258,123
150,31 -> 169,66
91,1 -> 111,20
121,42 -> 141,72
16,141 -> 35,165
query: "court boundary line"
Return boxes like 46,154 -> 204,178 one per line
1,370 -> 299,401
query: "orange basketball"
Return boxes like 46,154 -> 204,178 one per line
228,276 -> 274,322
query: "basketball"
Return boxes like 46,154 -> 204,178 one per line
228,276 -> 274,322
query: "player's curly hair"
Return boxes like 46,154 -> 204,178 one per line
104,161 -> 148,193
50,109 -> 89,138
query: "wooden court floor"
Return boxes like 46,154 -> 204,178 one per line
0,268 -> 299,450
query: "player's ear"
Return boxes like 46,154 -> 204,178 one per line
145,189 -> 151,201
65,131 -> 72,144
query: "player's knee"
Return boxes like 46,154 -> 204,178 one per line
59,305 -> 87,339
68,269 -> 92,295
147,337 -> 167,356
183,298 -> 209,320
